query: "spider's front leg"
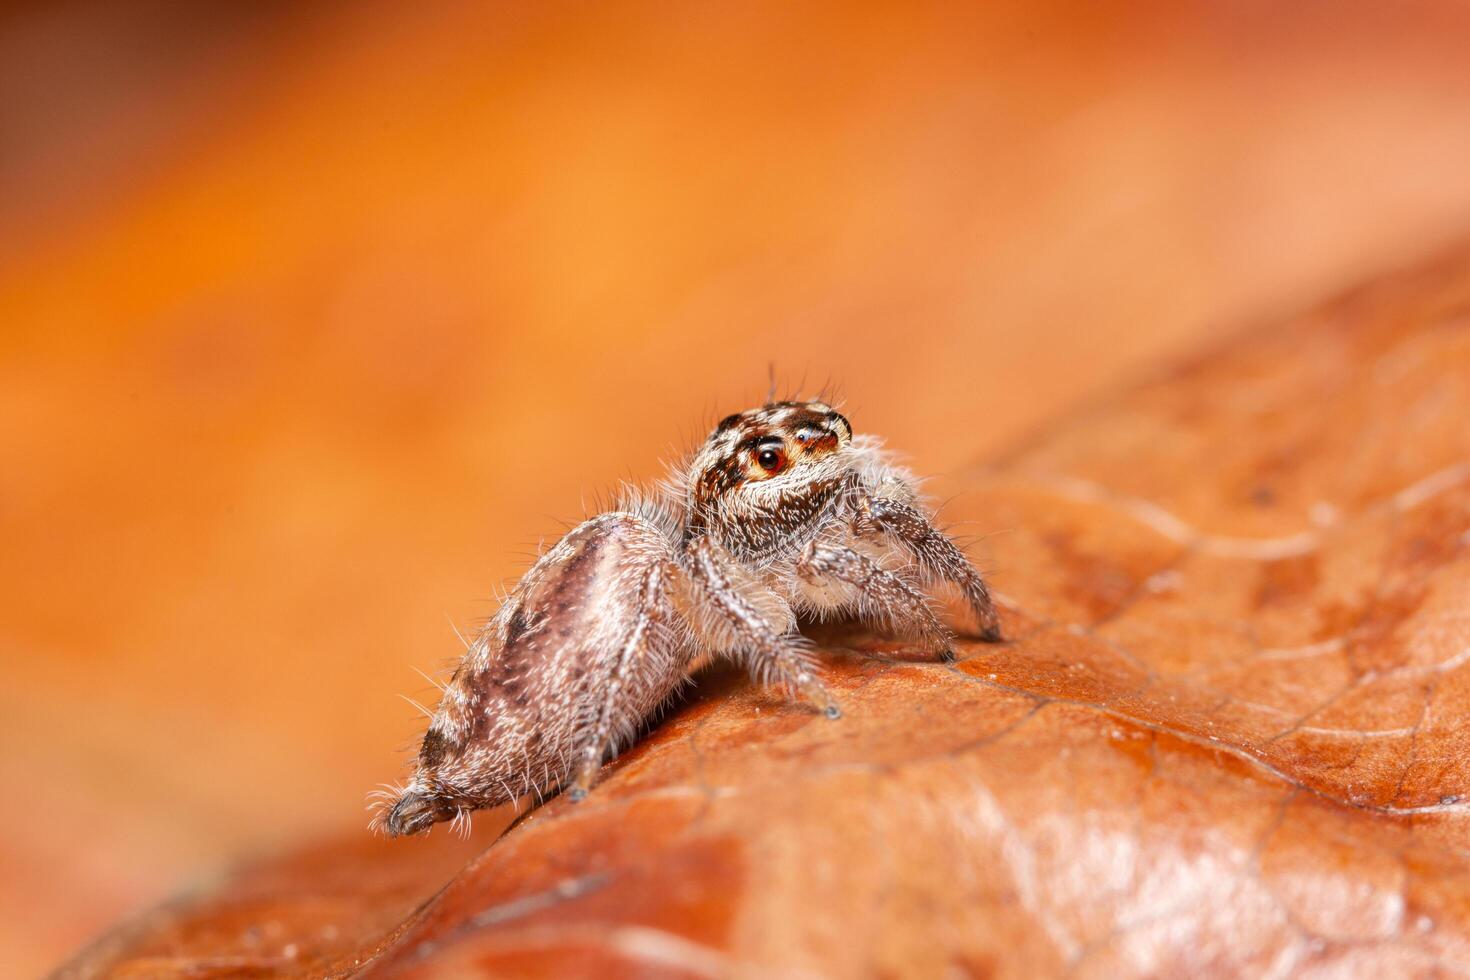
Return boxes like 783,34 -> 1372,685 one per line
684,535 -> 842,719
795,539 -> 955,660
856,496 -> 1004,642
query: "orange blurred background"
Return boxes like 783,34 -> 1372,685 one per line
7,1 -> 1470,973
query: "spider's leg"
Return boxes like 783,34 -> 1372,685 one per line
566,557 -> 679,801
685,535 -> 841,719
856,496 -> 1003,642
796,540 -> 954,660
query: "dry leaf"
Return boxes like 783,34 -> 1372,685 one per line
62,243 -> 1470,978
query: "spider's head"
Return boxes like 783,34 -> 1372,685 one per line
687,400 -> 854,544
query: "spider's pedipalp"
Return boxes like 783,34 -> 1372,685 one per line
795,539 -> 953,657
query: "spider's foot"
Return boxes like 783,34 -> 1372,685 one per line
918,626 -> 958,662
795,671 -> 842,720
567,761 -> 598,803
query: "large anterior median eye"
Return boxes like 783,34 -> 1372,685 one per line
755,444 -> 787,474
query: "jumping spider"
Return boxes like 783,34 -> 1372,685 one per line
375,400 -> 1002,836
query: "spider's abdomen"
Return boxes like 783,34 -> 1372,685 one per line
384,512 -> 688,836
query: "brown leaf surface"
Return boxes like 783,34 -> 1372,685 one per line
59,248 -> 1470,977
18,4 -> 1470,974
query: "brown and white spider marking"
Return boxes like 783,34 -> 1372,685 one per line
374,400 -> 1003,836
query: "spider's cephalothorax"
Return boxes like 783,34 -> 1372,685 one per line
374,399 -> 1003,837
686,401 -> 856,560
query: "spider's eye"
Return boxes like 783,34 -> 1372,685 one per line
756,446 -> 786,474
